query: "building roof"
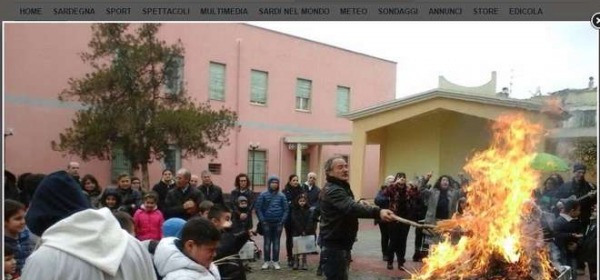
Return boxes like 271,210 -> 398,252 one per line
549,87 -> 597,96
547,127 -> 597,139
344,88 -> 543,121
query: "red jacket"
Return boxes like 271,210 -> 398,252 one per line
134,206 -> 164,241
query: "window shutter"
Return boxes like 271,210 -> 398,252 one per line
251,70 -> 268,104
209,62 -> 226,101
296,79 -> 311,98
336,86 -> 350,114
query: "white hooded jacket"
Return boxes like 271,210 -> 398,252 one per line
153,237 -> 221,280
21,208 -> 157,280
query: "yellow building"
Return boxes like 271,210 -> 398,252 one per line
345,73 -> 557,198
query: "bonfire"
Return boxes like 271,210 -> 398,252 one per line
412,114 -> 558,280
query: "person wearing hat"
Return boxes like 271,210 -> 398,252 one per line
21,170 -> 157,280
556,163 -> 596,229
254,175 -> 288,270
555,163 -> 597,276
232,196 -> 253,234
163,217 -> 187,238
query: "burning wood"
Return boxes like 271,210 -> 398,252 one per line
411,114 -> 559,280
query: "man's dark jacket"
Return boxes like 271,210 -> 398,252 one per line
164,185 -> 204,220
318,175 -> 380,250
199,183 -> 225,206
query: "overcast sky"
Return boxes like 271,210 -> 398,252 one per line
250,22 -> 598,100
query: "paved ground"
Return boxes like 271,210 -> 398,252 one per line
244,219 -> 591,280
246,219 -> 421,280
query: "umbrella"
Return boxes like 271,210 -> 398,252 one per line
530,152 -> 569,172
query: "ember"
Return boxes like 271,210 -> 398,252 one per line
412,114 -> 557,280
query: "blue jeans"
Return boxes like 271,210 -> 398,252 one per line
262,222 -> 283,262
322,247 -> 349,280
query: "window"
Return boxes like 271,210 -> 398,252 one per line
164,146 -> 181,173
208,163 -> 222,175
250,70 -> 268,105
295,78 -> 312,111
165,55 -> 184,95
565,110 -> 597,128
336,86 -> 351,115
111,146 -> 132,180
247,150 -> 267,186
209,62 -> 226,101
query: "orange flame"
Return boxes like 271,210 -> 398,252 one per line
412,114 -> 554,279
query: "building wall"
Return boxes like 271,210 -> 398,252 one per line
4,23 -> 396,192
382,113 -> 442,181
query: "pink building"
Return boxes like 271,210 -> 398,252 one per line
4,23 -> 396,197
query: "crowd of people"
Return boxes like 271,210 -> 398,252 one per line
3,158 -> 597,280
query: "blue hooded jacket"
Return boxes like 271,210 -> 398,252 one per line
25,170 -> 91,236
255,176 -> 288,223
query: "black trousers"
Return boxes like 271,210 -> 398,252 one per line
378,222 -> 390,257
387,222 -> 410,264
284,221 -> 294,261
322,247 -> 350,280
414,226 -> 424,258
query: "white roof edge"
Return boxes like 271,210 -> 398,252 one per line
283,133 -> 352,144
344,89 -> 542,121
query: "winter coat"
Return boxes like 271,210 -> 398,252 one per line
553,214 -> 583,254
153,237 -> 221,280
4,229 -> 35,274
21,208 -> 157,280
283,184 -> 305,223
232,207 -> 253,232
83,188 -> 102,209
230,188 -> 255,210
215,230 -> 250,280
580,219 -> 597,264
292,205 -> 317,236
556,179 -> 596,228
134,206 -> 165,241
384,184 -> 410,218
117,187 -> 142,216
99,188 -> 123,211
199,184 -> 225,206
319,175 -> 381,250
164,185 -> 204,220
255,189 -> 288,224
302,183 -> 321,208
152,180 -> 176,212
421,187 -> 461,225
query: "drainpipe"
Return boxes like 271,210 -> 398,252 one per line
235,38 -> 241,166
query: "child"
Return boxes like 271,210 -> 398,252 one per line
154,217 -> 221,280
291,194 -> 316,270
134,192 -> 164,241
4,199 -> 35,275
255,176 -> 288,270
209,205 -> 250,280
232,196 -> 253,233
4,244 -> 20,280
553,199 -> 583,280
114,211 -> 136,235
99,188 -> 122,212
199,200 -> 215,218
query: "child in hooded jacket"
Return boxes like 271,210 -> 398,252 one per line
99,188 -> 123,212
134,192 -> 164,241
291,194 -> 316,270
